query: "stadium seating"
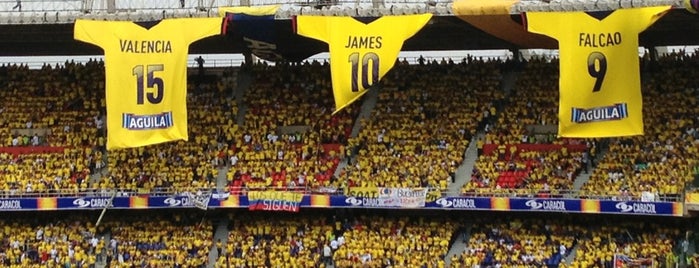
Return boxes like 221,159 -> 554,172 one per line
214,211 -> 458,268
104,212 -> 213,268
462,58 -> 589,196
0,214 -> 101,267
100,79 -> 235,193
451,214 -> 687,268
451,217 -> 576,267
0,61 -> 105,195
331,214 -> 456,267
570,218 -> 682,267
214,213 -> 329,267
579,51 -> 699,200
340,58 -> 504,191
227,61 -> 355,192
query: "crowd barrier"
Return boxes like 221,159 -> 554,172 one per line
0,193 -> 684,216
0,146 -> 65,156
481,143 -> 588,155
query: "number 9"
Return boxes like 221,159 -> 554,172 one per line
587,52 -> 607,92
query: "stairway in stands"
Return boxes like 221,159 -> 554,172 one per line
448,134 -> 478,196
207,217 -> 231,268
333,85 -> 381,177
444,226 -> 471,266
233,68 -> 252,126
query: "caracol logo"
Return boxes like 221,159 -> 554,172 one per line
73,198 -> 90,208
615,202 -> 634,212
435,198 -> 477,209
164,198 -> 181,207
72,198 -> 112,208
164,197 -> 194,207
0,200 -> 21,209
525,200 -> 543,209
344,197 -> 363,206
435,198 -> 452,208
524,200 -> 566,211
614,202 -> 657,214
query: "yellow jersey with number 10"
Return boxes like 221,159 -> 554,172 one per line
295,14 -> 432,113
524,7 -> 670,138
74,18 -> 223,149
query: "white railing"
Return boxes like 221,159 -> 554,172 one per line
0,0 -> 450,14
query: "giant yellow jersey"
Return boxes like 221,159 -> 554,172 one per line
74,18 -> 223,149
524,7 -> 670,137
295,14 -> 432,113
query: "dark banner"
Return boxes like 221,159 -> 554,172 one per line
220,6 -> 326,62
0,194 -> 683,216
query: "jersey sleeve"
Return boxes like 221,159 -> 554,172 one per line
396,14 -> 433,40
179,17 -> 225,44
294,16 -> 329,43
74,19 -> 108,48
630,6 -> 671,32
523,12 -> 564,40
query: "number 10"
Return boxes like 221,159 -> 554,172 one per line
348,52 -> 380,92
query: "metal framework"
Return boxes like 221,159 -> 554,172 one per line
0,0 -> 685,24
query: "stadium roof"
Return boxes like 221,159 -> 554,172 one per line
0,0 -> 695,57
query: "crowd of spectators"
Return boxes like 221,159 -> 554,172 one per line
340,57 -> 504,191
0,51 -> 697,202
0,210 -> 693,268
0,61 -> 105,195
580,51 -> 699,200
214,211 -> 458,268
102,211 -> 213,268
215,213 -> 330,267
101,79 -> 233,194
462,58 -> 590,197
227,61 -> 356,192
450,217 -> 576,267
451,214 -> 688,268
570,219 -> 681,268
0,213 -> 101,267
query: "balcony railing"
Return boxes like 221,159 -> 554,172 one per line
0,185 -> 684,203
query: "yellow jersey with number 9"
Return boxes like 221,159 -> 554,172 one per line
74,18 -> 223,149
295,14 -> 432,113
524,7 -> 670,138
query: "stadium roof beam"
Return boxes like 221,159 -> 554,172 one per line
0,0 -> 686,24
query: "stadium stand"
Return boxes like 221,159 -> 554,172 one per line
340,58 -> 504,191
214,212 -> 329,267
99,76 -> 235,194
227,61 -> 356,192
214,210 -> 460,268
462,58 -> 590,197
0,212 -> 102,267
450,217 -> 577,267
579,51 -> 699,201
101,211 -> 213,268
0,61 -> 105,195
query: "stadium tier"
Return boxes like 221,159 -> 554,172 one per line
0,54 -> 696,217
0,210 -> 695,267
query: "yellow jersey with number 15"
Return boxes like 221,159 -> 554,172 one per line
74,18 -> 223,149
295,14 -> 432,113
524,7 -> 670,138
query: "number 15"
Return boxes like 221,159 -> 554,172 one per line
132,64 -> 164,105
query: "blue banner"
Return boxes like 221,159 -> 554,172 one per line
0,194 -> 683,216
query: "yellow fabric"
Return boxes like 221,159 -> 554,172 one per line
74,18 -> 222,149
452,0 -> 556,48
218,5 -> 279,16
525,7 -> 669,137
295,14 -> 432,113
